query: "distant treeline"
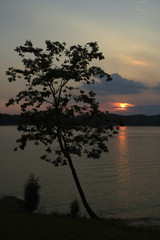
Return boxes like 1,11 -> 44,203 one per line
0,113 -> 160,126
109,114 -> 160,126
0,114 -> 20,125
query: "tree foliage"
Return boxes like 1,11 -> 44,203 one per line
6,40 -> 117,165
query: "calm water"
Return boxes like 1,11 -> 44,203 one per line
0,126 -> 160,219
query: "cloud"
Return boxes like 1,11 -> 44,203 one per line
153,83 -> 160,92
131,104 -> 160,115
83,73 -> 149,95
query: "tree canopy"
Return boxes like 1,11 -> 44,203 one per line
6,40 -> 117,165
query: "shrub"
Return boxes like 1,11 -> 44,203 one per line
70,199 -> 80,217
24,174 -> 40,212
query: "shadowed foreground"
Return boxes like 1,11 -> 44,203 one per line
0,196 -> 160,240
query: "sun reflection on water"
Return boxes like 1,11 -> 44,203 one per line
117,126 -> 130,183
112,127 -> 132,218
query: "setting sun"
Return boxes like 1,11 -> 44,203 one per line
119,103 -> 135,110
120,103 -> 128,109
111,102 -> 135,112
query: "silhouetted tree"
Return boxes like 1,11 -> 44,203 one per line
70,199 -> 80,217
6,40 -> 118,218
24,174 -> 40,212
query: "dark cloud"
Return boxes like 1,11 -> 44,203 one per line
128,105 -> 160,115
153,83 -> 160,92
83,73 -> 149,95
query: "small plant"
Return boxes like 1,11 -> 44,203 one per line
24,174 -> 40,212
70,199 -> 80,217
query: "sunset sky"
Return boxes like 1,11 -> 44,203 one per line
0,0 -> 160,115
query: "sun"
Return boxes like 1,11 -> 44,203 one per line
111,102 -> 135,112
119,102 -> 135,110
120,103 -> 128,109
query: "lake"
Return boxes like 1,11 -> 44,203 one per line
0,126 -> 160,219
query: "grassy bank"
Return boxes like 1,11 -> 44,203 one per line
0,196 -> 160,240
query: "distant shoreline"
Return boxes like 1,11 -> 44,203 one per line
0,113 -> 160,126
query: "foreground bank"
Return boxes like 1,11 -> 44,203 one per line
0,196 -> 160,240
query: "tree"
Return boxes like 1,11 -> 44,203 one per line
24,174 -> 40,212
70,199 -> 80,217
6,40 -> 118,219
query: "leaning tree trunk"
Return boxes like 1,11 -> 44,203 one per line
56,129 -> 98,219
67,153 -> 98,219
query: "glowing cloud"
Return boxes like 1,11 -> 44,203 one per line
123,56 -> 150,67
132,59 -> 150,67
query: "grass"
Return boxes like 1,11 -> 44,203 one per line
0,196 -> 160,240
